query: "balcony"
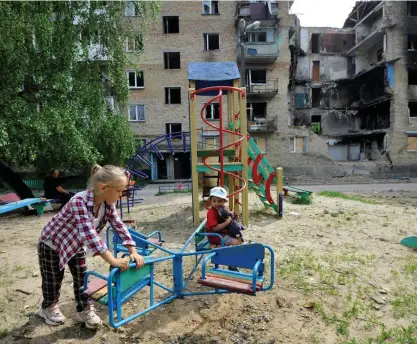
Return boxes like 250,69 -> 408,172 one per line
237,1 -> 279,19
240,42 -> 279,63
247,79 -> 278,99
247,117 -> 277,133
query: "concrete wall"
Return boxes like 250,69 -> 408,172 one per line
296,55 -> 349,81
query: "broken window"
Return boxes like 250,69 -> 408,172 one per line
246,70 -> 266,85
205,103 -> 220,120
312,61 -> 320,81
311,34 -> 319,54
289,137 -> 305,153
409,2 -> 417,17
311,115 -> 322,134
408,35 -> 417,50
165,88 -> 181,104
409,102 -> 417,117
166,123 -> 182,134
202,0 -> 219,14
164,52 -> 181,69
127,71 -> 144,88
203,34 -> 220,50
247,32 -> 267,43
311,88 -> 321,108
163,16 -> 179,34
409,70 -> 417,85
247,102 -> 267,121
407,136 -> 417,151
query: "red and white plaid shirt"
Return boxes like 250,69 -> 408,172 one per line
40,189 -> 135,270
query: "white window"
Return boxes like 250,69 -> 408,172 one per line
127,71 -> 144,88
289,137 -> 306,153
205,103 -> 220,120
129,105 -> 145,122
203,33 -> 220,50
124,1 -> 139,16
247,102 -> 267,121
126,35 -> 143,52
202,0 -> 219,14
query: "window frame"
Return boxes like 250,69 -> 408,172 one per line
165,87 -> 182,104
127,70 -> 144,89
246,69 -> 267,85
409,2 -> 417,17
124,1 -> 138,17
252,137 -> 267,153
166,123 -> 182,134
205,103 -> 220,120
163,16 -> 180,34
125,35 -> 144,53
128,104 -> 146,122
163,52 -> 181,69
203,33 -> 220,51
202,0 -> 220,15
247,31 -> 267,43
289,136 -> 306,153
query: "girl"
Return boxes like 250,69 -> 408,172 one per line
37,165 -> 144,329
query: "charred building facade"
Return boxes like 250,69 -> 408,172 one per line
291,1 -> 417,176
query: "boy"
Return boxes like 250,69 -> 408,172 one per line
217,205 -> 245,242
206,187 -> 242,247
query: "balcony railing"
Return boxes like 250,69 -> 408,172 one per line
247,117 -> 277,133
240,42 -> 279,63
247,79 -> 278,95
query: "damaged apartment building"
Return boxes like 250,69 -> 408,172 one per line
292,1 -> 417,173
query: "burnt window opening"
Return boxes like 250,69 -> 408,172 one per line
203,33 -> 220,50
164,52 -> 181,69
312,88 -> 321,108
409,2 -> 417,17
311,115 -> 322,134
163,16 -> 179,34
205,103 -> 220,120
166,123 -> 182,134
202,0 -> 219,15
377,48 -> 383,61
247,102 -> 267,121
408,35 -> 417,50
409,102 -> 417,117
311,34 -> 319,54
165,87 -> 181,104
409,70 -> 417,85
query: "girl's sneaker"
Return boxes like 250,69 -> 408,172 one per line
78,304 -> 102,329
37,304 -> 66,325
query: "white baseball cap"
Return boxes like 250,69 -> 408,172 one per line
209,187 -> 228,201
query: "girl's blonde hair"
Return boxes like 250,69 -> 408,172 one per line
89,164 -> 127,190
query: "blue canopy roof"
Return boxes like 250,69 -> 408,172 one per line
188,62 -> 240,81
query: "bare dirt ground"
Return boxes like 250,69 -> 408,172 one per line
1,185 -> 417,344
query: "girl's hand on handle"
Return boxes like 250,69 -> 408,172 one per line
130,253 -> 145,270
112,257 -> 129,271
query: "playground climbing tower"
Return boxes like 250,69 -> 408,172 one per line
188,62 -> 249,226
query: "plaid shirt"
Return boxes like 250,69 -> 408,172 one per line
40,189 -> 135,270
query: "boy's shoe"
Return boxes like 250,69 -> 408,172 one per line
37,304 -> 66,325
78,304 -> 102,329
228,266 -> 240,272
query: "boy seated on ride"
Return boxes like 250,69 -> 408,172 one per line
217,204 -> 245,242
206,187 -> 243,247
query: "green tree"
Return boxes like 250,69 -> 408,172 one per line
0,1 -> 159,171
